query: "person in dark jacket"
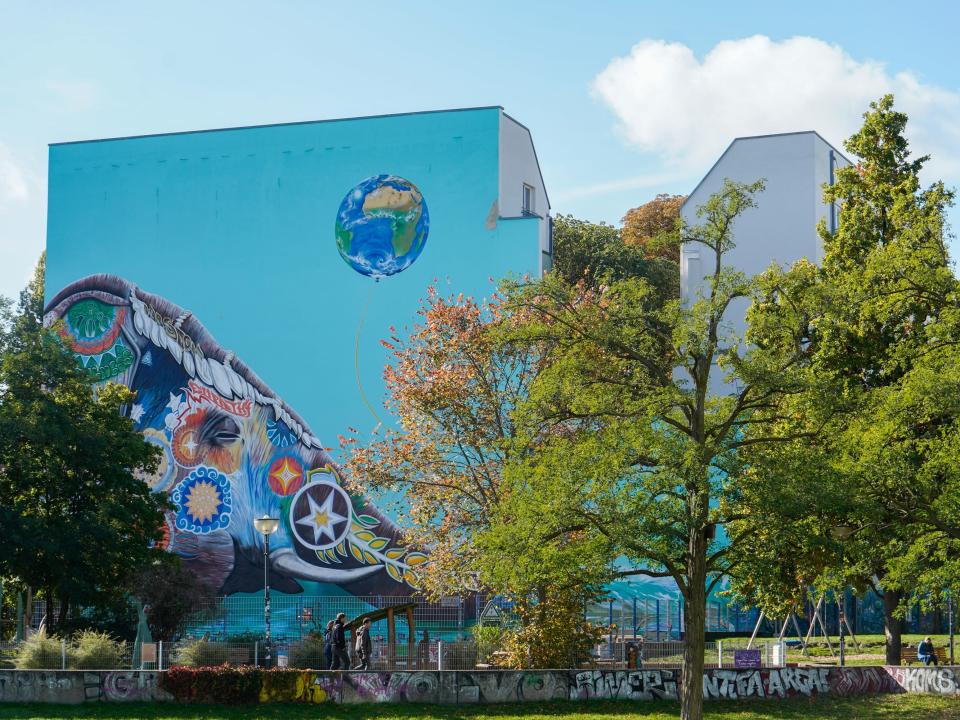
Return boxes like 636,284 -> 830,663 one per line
918,637 -> 939,666
354,617 -> 373,670
331,612 -> 350,670
322,620 -> 335,670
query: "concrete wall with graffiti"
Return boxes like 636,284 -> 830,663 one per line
5,667 -> 960,705
44,109 -> 546,602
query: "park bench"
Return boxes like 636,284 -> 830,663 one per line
901,645 -> 949,665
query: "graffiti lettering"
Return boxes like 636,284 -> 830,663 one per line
187,380 -> 252,417
571,670 -> 678,700
3,666 -> 960,706
890,667 -> 958,695
702,668 -> 830,700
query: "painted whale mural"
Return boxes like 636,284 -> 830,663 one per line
44,274 -> 425,597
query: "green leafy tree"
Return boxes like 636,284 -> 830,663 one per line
551,214 -> 678,300
733,95 -> 957,664
132,560 -> 218,641
498,179 -> 817,720
0,256 -> 167,632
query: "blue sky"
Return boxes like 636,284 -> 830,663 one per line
2,0 -> 958,300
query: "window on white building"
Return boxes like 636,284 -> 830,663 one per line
522,184 -> 535,216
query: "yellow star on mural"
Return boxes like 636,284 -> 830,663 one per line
270,458 -> 300,494
295,489 -> 347,545
185,480 -> 220,524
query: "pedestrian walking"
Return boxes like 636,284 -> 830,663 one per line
331,612 -> 350,670
354,618 -> 373,670
322,619 -> 335,669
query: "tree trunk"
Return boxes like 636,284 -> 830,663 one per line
681,526 -> 707,720
57,595 -> 70,633
883,587 -> 903,666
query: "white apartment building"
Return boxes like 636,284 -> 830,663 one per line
680,131 -> 850,393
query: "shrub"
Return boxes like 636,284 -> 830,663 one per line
72,630 -> 127,669
501,590 -> 602,669
288,632 -> 326,669
15,630 -> 71,669
173,639 -> 235,667
471,624 -> 506,665
160,665 -> 262,704
441,639 -> 478,670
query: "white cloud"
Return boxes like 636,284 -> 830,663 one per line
0,144 -> 29,204
592,36 -> 960,181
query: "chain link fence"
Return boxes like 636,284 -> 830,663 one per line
0,636 -> 786,671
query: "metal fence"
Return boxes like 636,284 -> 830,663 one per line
593,638 -> 785,670
184,595 -> 473,642
0,636 -> 787,672
585,597 -> 738,639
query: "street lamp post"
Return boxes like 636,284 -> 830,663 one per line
830,524 -> 855,668
253,516 -> 280,668
949,590 -> 955,665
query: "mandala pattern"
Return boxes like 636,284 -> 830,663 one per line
268,455 -> 304,496
60,298 -> 127,355
267,418 -> 297,448
172,466 -> 232,534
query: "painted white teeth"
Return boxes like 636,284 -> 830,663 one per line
194,353 -> 213,385
210,361 -> 233,397
182,350 -> 196,377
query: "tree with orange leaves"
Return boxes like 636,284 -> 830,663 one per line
621,193 -> 686,262
341,286 -> 546,598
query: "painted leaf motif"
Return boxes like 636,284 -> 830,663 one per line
357,514 -> 380,528
336,541 -> 346,556
363,551 -> 378,565
386,563 -> 402,583
369,538 -> 388,550
403,570 -> 420,588
354,530 -> 375,543
349,543 -> 364,563
406,553 -> 428,566
385,549 -> 405,560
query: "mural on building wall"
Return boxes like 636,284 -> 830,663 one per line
44,274 -> 427,597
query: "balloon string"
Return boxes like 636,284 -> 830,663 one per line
355,282 -> 384,431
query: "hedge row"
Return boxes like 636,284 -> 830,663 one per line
160,667 -> 311,704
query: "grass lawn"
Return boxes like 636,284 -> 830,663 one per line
0,695 -> 958,720
781,632 -> 957,666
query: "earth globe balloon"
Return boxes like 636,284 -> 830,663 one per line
335,175 -> 429,279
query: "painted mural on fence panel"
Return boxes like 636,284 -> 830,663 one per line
44,275 -> 426,597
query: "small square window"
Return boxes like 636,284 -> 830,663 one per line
522,184 -> 535,215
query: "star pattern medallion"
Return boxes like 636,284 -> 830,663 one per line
289,479 -> 351,550
172,426 -> 202,466
268,456 -> 304,496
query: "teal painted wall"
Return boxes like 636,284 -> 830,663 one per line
46,108 -> 540,450
43,109 -> 541,607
